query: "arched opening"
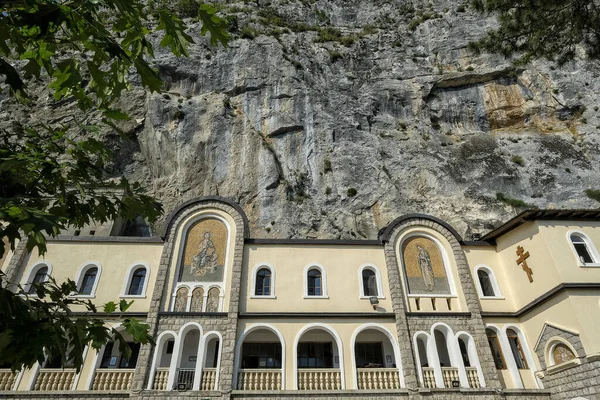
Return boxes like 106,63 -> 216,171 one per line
127,267 -> 147,296
255,268 -> 272,296
236,326 -> 285,391
90,329 -> 139,391
206,287 -> 221,312
79,267 -> 98,295
477,270 -> 495,297
506,329 -> 528,370
149,333 -> 176,390
361,269 -> 377,297
296,327 -> 342,390
457,334 -> 484,388
307,268 -> 323,296
28,266 -> 49,294
199,334 -> 221,391
190,287 -> 204,312
174,328 -> 201,389
353,328 -> 400,389
431,325 -> 467,388
570,233 -> 595,264
173,287 -> 189,312
414,334 -> 435,388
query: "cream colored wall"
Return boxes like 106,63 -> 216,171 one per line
393,226 -> 468,313
567,289 -> 600,355
463,247 -> 516,312
242,244 -> 391,313
537,221 -> 600,283
164,209 -> 238,312
19,241 -> 163,312
494,222 -> 563,310
236,319 -> 401,390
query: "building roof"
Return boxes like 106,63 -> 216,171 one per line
480,209 -> 600,243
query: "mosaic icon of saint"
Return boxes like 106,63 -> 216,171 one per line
191,231 -> 219,277
417,245 -> 435,291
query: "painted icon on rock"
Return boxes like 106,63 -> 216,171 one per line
402,237 -> 450,295
179,218 -> 227,282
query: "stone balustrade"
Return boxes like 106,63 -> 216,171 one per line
421,367 -> 436,388
466,367 -> 481,388
297,368 -> 341,390
237,369 -> 282,390
356,368 -> 400,389
152,368 -> 170,390
200,368 -> 217,391
441,367 -> 460,388
33,369 -> 75,391
0,370 -> 17,391
91,369 -> 134,391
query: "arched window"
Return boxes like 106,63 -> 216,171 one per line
458,337 -> 470,367
28,266 -> 49,294
362,269 -> 377,297
569,233 -> 597,264
255,268 -> 272,296
477,270 -> 495,297
127,267 -> 147,295
79,267 -> 98,295
506,329 -> 528,369
307,269 -> 322,296
486,329 -> 506,370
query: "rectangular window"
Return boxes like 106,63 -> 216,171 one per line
241,343 -> 282,368
119,342 -> 141,368
297,342 -> 333,368
355,342 -> 384,367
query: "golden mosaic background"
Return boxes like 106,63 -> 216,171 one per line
179,218 -> 227,282
552,344 -> 576,365
402,237 -> 450,294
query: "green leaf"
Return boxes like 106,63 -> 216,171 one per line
103,302 -> 117,314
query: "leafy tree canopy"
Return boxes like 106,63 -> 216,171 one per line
0,0 -> 228,372
470,0 -> 600,65
0,0 -> 229,258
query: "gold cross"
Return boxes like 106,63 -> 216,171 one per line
516,245 -> 533,282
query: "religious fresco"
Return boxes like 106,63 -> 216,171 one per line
552,344 -> 576,365
178,218 -> 227,282
402,237 -> 451,295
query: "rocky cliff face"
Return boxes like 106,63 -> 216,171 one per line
6,0 -> 600,239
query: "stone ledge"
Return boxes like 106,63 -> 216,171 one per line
0,392 -> 128,398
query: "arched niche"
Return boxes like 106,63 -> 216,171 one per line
177,218 -> 228,283
401,235 -> 452,296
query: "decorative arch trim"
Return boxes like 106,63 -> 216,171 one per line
147,330 -> 178,389
357,264 -> 385,299
566,230 -> 600,266
120,262 -> 151,297
161,196 -> 249,239
293,323 -> 345,389
233,324 -> 286,390
379,213 -> 463,243
502,325 -> 541,388
73,261 -> 102,297
303,263 -> 328,298
473,264 -> 503,299
251,263 -> 276,298
544,336 -> 580,368
22,261 -> 53,293
350,323 -> 404,388
398,233 -> 457,297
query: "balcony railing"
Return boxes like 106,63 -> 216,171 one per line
33,369 -> 75,391
152,367 -> 170,390
0,370 -> 17,390
356,368 -> 400,389
421,367 -> 436,388
237,369 -> 282,390
92,369 -> 134,391
441,367 -> 460,388
176,368 -> 195,389
298,368 -> 341,390
466,367 -> 481,388
200,368 -> 217,391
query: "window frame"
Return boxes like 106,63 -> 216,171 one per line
486,328 -> 507,370
506,329 -> 529,370
22,262 -> 53,295
567,230 -> 600,267
357,264 -> 385,299
73,262 -> 102,298
120,263 -> 151,298
303,264 -> 328,299
473,265 -> 504,299
250,263 -> 276,299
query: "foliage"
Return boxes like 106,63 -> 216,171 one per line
0,0 -> 229,259
511,155 -> 525,166
0,272 -> 153,372
584,189 -> 600,203
347,187 -> 357,197
496,192 -> 536,209
470,0 -> 600,65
